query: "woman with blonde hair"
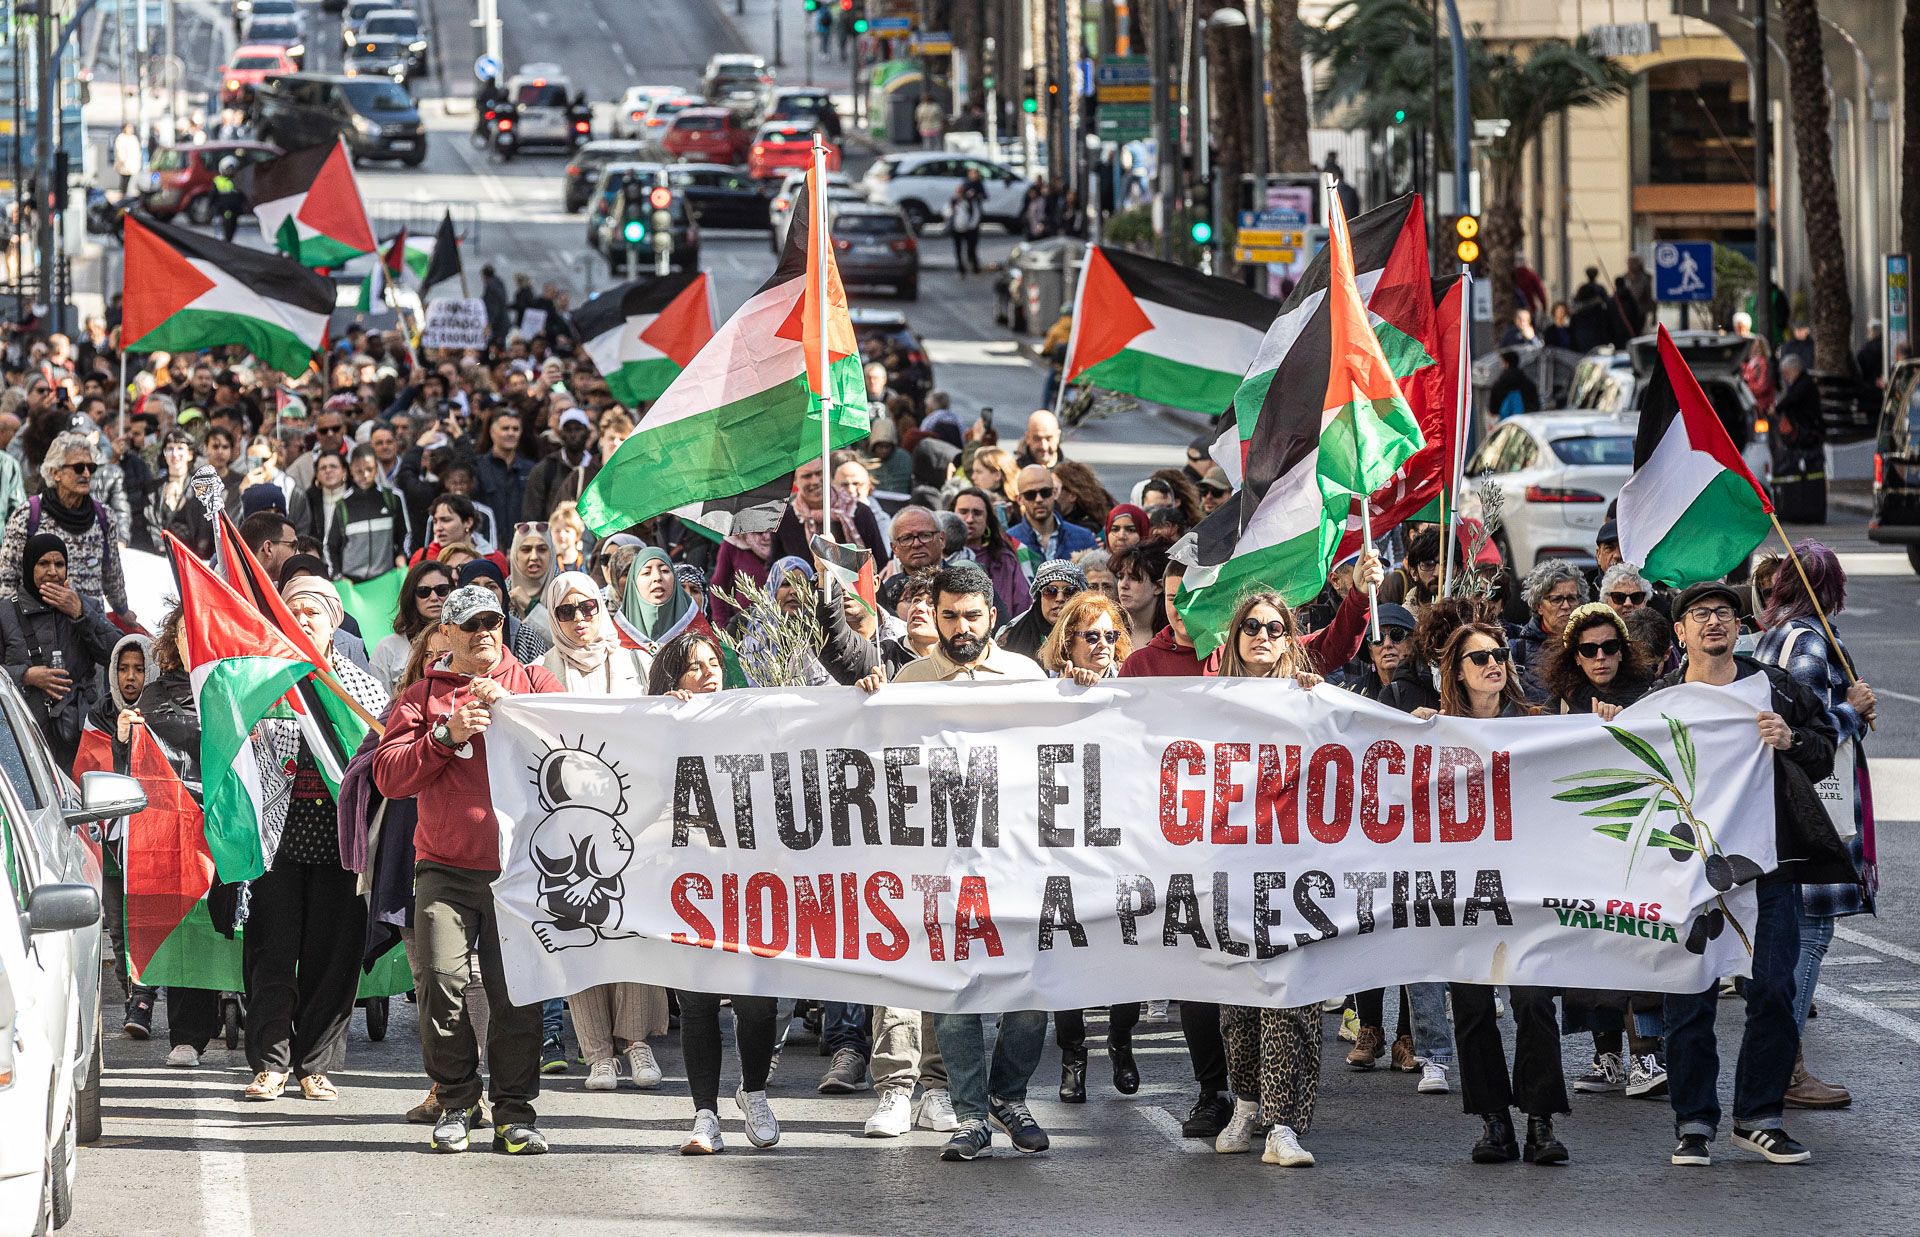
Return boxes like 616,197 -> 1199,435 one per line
548,500 -> 589,573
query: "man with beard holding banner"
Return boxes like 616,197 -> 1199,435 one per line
866,562 -> 1048,1160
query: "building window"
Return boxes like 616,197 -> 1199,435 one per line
1645,60 -> 1753,185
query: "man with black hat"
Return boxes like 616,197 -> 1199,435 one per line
1649,580 -> 1845,1169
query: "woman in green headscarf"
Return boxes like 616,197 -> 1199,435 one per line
618,546 -> 706,652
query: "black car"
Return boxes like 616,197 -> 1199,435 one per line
596,167 -> 700,275
851,307 -> 932,405
1870,358 -> 1920,573
565,140 -> 661,213
761,87 -> 840,140
343,36 -> 412,83
831,204 -> 918,300
253,73 -> 425,165
669,164 -> 770,230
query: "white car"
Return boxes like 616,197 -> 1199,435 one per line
862,151 -> 1029,234
614,86 -> 680,139
1464,411 -> 1638,570
766,167 -> 859,252
0,668 -> 145,1234
503,66 -> 579,149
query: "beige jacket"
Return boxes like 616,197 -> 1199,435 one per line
892,640 -> 1045,684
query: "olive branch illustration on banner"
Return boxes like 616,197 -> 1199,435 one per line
1551,715 -> 1759,956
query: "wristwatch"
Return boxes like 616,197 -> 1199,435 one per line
432,721 -> 457,749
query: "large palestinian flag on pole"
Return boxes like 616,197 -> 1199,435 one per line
244,138 -> 378,268
165,532 -> 322,882
576,272 -> 717,408
578,168 -> 866,537
1617,325 -> 1774,585
122,214 -> 334,376
1177,192 -> 1430,657
1061,247 -> 1279,413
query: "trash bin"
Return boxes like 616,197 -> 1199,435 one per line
1012,237 -> 1086,335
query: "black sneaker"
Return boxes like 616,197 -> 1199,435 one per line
493,1122 -> 550,1155
1181,1091 -> 1234,1139
940,1119 -> 993,1162
430,1104 -> 478,1153
1731,1126 -> 1810,1164
123,997 -> 154,1040
988,1097 -> 1050,1154
1671,1133 -> 1712,1166
540,1037 -> 569,1075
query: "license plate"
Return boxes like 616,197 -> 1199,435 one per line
391,139 -> 415,149
854,243 -> 888,256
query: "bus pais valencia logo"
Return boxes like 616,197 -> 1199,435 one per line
1552,716 -> 1761,955
526,740 -> 640,953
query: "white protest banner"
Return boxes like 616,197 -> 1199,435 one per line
487,676 -> 1775,1012
421,298 -> 489,350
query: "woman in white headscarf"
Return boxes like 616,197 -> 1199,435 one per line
507,521 -> 556,642
536,569 -> 667,1091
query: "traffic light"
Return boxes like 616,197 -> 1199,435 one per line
622,180 -> 647,244
622,219 -> 645,244
852,16 -> 868,32
1022,95 -> 1038,114
803,0 -> 818,10
838,0 -> 851,8
1453,214 -> 1480,265
649,185 -> 673,252
1393,108 -> 1407,124
1189,216 -> 1213,245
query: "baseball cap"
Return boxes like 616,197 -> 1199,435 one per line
1597,519 -> 1619,546
443,584 -> 505,628
1372,603 -> 1417,635
557,408 -> 591,432
1673,581 -> 1741,616
176,406 -> 206,427
1196,465 -> 1232,494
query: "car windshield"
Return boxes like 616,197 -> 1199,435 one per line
253,0 -> 296,13
757,128 -> 802,143
675,115 -> 722,131
249,19 -> 296,36
516,83 -> 569,107
343,80 -> 413,112
776,94 -> 829,112
835,215 -> 906,238
232,55 -> 283,69
1547,435 -> 1634,466
365,15 -> 417,35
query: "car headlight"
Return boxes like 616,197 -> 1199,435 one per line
288,42 -> 305,57
409,40 -> 426,51
352,114 -> 373,132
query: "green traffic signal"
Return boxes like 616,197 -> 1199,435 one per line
622,220 -> 645,243
1021,96 -> 1038,114
1393,108 -> 1407,124
1189,219 -> 1213,244
852,16 -> 867,31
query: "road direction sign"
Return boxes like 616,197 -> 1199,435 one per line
474,54 -> 501,80
869,16 -> 912,35
1654,241 -> 1714,303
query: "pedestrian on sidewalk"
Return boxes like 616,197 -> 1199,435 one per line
946,168 -> 985,277
113,124 -> 143,198
916,96 -> 945,150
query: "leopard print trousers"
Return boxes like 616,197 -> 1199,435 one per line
1220,1004 -> 1322,1133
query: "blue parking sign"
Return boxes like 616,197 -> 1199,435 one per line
1654,241 -> 1714,303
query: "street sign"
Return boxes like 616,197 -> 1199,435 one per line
909,31 -> 952,54
1096,104 -> 1150,143
1236,247 -> 1297,265
869,16 -> 912,34
1235,228 -> 1307,249
1653,241 -> 1714,303
1885,253 -> 1910,358
474,53 -> 501,80
1097,54 -> 1153,104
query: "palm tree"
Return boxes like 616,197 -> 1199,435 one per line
1267,0 -> 1313,173
1906,0 -> 1920,262
1780,0 -> 1854,373
1308,3 -> 1628,321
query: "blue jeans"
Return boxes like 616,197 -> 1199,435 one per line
543,998 -> 565,1044
1792,901 -> 1836,1033
931,1010 -> 1048,1124
1664,879 -> 1800,1138
1406,982 -> 1455,1068
823,1001 -> 871,1058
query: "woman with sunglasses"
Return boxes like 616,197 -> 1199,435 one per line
1207,591 -> 1323,1167
373,562 -> 456,689
537,569 -> 668,1094
647,631 -> 783,1155
1035,592 -> 1143,1099
1415,622 -> 1569,1165
1536,602 -> 1669,1101
995,559 -> 1086,660
1,429 -> 131,619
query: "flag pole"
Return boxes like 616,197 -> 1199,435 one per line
1769,514 -> 1864,689
1051,242 -> 1094,422
813,130 -> 835,598
1441,266 -> 1473,595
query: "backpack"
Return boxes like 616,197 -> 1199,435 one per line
25,494 -> 115,543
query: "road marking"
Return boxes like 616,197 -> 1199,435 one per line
192,1082 -> 254,1236
1840,980 -> 1920,993
1062,441 -> 1189,467
1818,954 -> 1883,966
1876,688 -> 1920,706
923,338 -> 1033,368
1138,1105 -> 1209,1153
1864,757 -> 1920,821
1834,923 -> 1920,967
1819,988 -> 1920,1045
1836,551 -> 1911,577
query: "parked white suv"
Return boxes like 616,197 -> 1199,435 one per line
862,152 -> 1029,234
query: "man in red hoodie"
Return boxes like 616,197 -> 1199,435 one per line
374,583 -> 563,1156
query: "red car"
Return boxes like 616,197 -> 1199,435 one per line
219,44 -> 296,106
747,124 -> 840,182
141,140 -> 282,224
662,108 -> 751,165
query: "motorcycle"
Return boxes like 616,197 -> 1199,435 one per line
490,105 -> 519,163
85,187 -> 134,240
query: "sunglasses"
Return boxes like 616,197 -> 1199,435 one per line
1021,487 -> 1055,501
316,423 -> 344,435
1544,593 -> 1581,608
63,461 -> 96,475
1076,629 -> 1120,647
1038,584 -> 1076,602
414,581 -> 454,600
1239,618 -> 1288,639
1576,638 -> 1624,659
1368,626 -> 1410,646
1607,590 -> 1647,607
554,599 -> 600,623
515,521 -> 550,535
1462,647 -> 1512,668
457,612 -> 504,633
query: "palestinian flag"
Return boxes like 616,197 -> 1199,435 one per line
122,214 -> 334,376
420,210 -> 463,296
355,228 -> 422,312
244,138 -> 378,268
578,164 -> 866,538
121,725 -> 243,991
1617,325 -> 1773,585
335,566 -> 408,646
576,272 -> 717,408
1178,193 -> 1431,657
1062,247 -> 1279,413
811,533 -> 877,614
216,514 -> 366,795
165,532 -> 322,883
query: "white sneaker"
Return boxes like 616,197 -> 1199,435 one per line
584,1058 -> 619,1091
1418,1062 -> 1452,1094
626,1042 -> 663,1089
680,1108 -> 723,1154
1145,1000 -> 1170,1021
165,1044 -> 199,1068
864,1090 -> 913,1137
914,1087 -> 958,1132
1262,1124 -> 1315,1166
735,1087 -> 780,1147
1214,1097 -> 1260,1154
